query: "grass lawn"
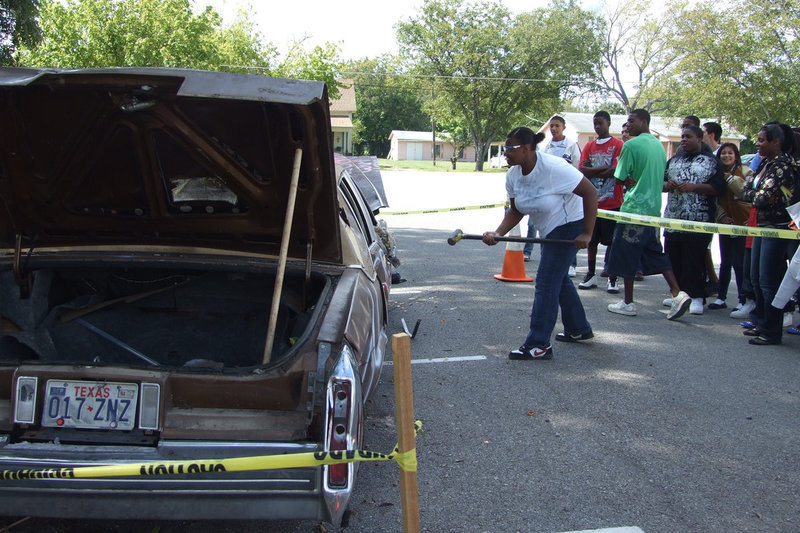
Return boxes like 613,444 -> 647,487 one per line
377,158 -> 506,173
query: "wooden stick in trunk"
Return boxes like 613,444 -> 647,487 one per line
263,148 -> 303,364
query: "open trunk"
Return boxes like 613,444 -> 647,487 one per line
0,263 -> 328,370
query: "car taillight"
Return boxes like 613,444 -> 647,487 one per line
327,378 -> 352,489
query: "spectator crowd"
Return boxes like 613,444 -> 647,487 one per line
520,110 -> 800,353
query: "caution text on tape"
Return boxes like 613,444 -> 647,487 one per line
1,422 -> 421,480
599,209 -> 800,240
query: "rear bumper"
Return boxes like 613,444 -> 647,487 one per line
0,439 -> 344,521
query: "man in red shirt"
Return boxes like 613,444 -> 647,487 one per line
577,111 -> 625,293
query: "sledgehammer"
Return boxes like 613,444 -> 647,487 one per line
447,228 -> 574,246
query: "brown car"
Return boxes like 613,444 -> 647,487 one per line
0,67 -> 392,524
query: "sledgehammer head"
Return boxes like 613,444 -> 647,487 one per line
447,228 -> 464,245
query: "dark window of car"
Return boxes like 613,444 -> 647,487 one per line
63,125 -> 149,216
339,175 -> 374,245
153,131 -> 247,214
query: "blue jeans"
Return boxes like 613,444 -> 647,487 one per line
717,235 -> 746,303
523,217 -> 537,257
523,220 -> 590,349
750,236 -> 798,341
524,216 -> 576,268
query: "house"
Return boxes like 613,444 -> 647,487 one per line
387,130 -> 480,162
330,79 -> 356,154
538,112 -> 743,159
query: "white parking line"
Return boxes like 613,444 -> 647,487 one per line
564,526 -> 644,533
391,287 -> 424,295
383,355 -> 487,366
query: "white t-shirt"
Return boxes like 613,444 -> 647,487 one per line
539,137 -> 581,168
505,152 -> 584,238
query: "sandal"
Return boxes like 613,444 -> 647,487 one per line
743,329 -> 761,337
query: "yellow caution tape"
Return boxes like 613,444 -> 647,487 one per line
598,209 -> 800,240
381,199 -> 797,239
1,421 -> 422,480
392,447 -> 417,473
382,203 -> 506,215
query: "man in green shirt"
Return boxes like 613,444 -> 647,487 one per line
606,108 -> 691,320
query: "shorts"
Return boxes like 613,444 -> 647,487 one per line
590,213 -> 617,247
607,223 -> 673,279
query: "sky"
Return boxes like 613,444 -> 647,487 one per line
197,0 -> 571,60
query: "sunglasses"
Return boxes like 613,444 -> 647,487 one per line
503,145 -> 522,152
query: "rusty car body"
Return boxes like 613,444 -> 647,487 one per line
0,67 -> 391,523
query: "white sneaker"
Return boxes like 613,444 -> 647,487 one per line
568,266 -> 576,277
730,299 -> 755,318
690,298 -> 704,315
662,297 -> 673,307
578,274 -> 597,289
607,279 -> 620,293
608,300 -> 637,316
784,313 -> 793,328
667,291 -> 691,320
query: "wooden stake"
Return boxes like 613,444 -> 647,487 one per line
263,148 -> 302,364
392,333 -> 421,533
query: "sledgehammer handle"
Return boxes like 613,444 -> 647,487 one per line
448,232 -> 574,246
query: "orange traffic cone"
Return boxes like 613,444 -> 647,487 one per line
494,223 -> 533,282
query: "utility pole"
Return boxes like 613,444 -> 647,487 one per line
431,80 -> 436,166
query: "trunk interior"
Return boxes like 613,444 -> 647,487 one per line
0,265 -> 327,370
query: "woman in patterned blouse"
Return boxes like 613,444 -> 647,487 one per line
740,123 -> 800,345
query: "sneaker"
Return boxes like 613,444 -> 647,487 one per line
555,330 -> 594,343
578,273 -> 597,289
608,300 -> 638,316
667,291 -> 691,320
606,278 -> 619,293
740,321 -> 757,329
662,297 -> 673,307
784,313 -> 793,328
730,299 -> 755,318
749,336 -> 780,346
600,269 -> 609,277
568,266 -> 576,277
690,298 -> 704,315
708,299 -> 727,310
508,345 -> 553,360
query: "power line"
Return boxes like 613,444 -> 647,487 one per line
221,64 -> 579,84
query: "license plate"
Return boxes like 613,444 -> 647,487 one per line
42,381 -> 138,430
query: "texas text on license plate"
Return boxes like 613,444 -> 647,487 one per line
42,381 -> 138,430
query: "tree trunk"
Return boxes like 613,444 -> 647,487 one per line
473,139 -> 489,171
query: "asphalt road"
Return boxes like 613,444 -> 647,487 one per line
7,170 -> 800,533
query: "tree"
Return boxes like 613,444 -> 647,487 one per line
397,0 -> 601,170
0,0 -> 41,65
271,40 -> 345,99
347,55 -> 430,157
17,0 -> 273,71
590,0 -> 680,113
645,0 -> 800,135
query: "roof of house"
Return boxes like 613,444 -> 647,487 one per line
330,79 -> 356,114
